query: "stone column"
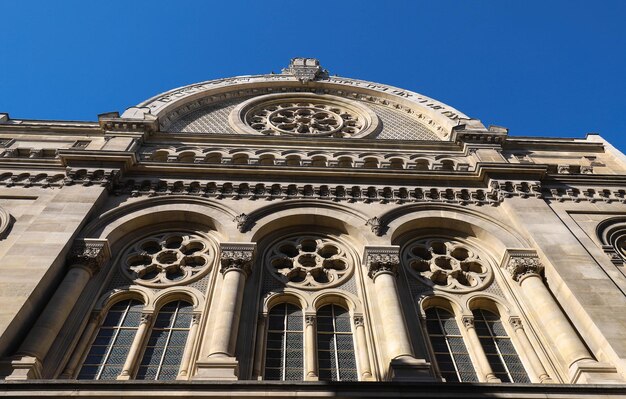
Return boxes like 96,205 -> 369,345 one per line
252,314 -> 266,380
509,316 -> 552,383
461,316 -> 500,382
177,313 -> 201,379
118,313 -> 152,380
503,252 -> 593,371
195,242 -> 255,381
7,239 -> 110,380
353,315 -> 374,380
304,315 -> 318,381
363,245 -> 432,381
60,312 -> 102,379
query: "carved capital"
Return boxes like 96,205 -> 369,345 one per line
68,239 -> 111,276
220,242 -> 256,276
504,255 -> 544,282
305,315 -> 316,327
191,314 -> 201,325
509,316 -> 523,331
461,316 -> 474,329
363,245 -> 400,280
140,313 -> 152,324
353,315 -> 364,327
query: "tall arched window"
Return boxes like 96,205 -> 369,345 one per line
424,307 -> 477,382
316,304 -> 357,381
473,309 -> 529,383
78,299 -> 143,380
136,300 -> 194,380
264,303 -> 304,380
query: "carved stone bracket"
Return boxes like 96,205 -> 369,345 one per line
219,242 -> 256,276
501,249 -> 544,283
363,245 -> 400,279
68,239 -> 111,276
64,167 -> 121,190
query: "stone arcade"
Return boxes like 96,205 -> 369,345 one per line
0,58 -> 625,397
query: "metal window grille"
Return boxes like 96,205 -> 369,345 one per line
77,299 -> 143,380
136,300 -> 193,380
425,307 -> 478,382
473,309 -> 530,383
316,304 -> 357,381
264,303 -> 304,381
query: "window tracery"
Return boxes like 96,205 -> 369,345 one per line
122,232 -> 213,287
266,235 -> 352,289
402,238 -> 493,292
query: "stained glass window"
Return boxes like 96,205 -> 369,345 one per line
264,303 -> 304,380
136,300 -> 193,380
473,309 -> 529,383
317,304 -> 357,381
78,299 -> 143,380
424,307 -> 478,382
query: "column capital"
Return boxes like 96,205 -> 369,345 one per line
363,245 -> 400,280
140,313 -> 153,324
509,316 -> 524,331
305,315 -> 316,326
353,315 -> 365,327
501,249 -> 544,283
219,242 -> 256,276
461,315 -> 474,329
68,238 -> 111,276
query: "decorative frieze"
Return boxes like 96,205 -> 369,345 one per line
68,239 -> 111,276
219,243 -> 256,276
363,246 -> 400,279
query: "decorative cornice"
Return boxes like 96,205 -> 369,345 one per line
219,242 -> 256,276
501,249 -> 544,283
68,239 -> 111,276
363,245 -> 400,279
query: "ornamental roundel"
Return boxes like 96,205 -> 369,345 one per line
265,235 -> 353,289
229,93 -> 381,138
402,238 -> 493,293
121,232 -> 214,287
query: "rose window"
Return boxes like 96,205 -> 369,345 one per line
122,232 -> 213,287
266,235 -> 352,289
402,238 -> 492,292
229,93 -> 380,138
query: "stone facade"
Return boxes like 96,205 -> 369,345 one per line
0,59 -> 625,397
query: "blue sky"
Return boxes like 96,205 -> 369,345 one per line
1,1 -> 625,150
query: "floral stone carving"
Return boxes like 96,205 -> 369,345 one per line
122,232 -> 213,287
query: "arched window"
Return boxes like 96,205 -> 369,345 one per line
264,303 -> 304,380
424,307 -> 477,382
316,304 -> 357,381
473,309 -> 529,383
136,300 -> 194,380
78,299 -> 143,380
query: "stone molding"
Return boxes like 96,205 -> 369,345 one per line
501,249 -> 544,283
0,168 -> 119,189
219,242 -> 256,276
0,206 -> 13,240
363,245 -> 400,279
68,239 -> 111,276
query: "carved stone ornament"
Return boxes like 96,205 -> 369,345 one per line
220,243 -> 256,276
505,256 -> 544,282
365,216 -> 383,236
305,315 -> 316,326
0,206 -> 13,240
364,246 -> 400,279
403,238 -> 493,293
509,316 -> 523,331
122,232 -> 214,287
69,239 -> 110,275
353,315 -> 365,327
461,316 -> 474,329
234,213 -> 248,232
281,57 -> 329,83
266,235 -> 352,289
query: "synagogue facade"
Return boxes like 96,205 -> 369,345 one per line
0,59 -> 625,397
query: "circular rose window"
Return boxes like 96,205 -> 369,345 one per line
402,238 -> 493,293
265,235 -> 353,289
121,232 -> 214,287
229,93 -> 380,138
